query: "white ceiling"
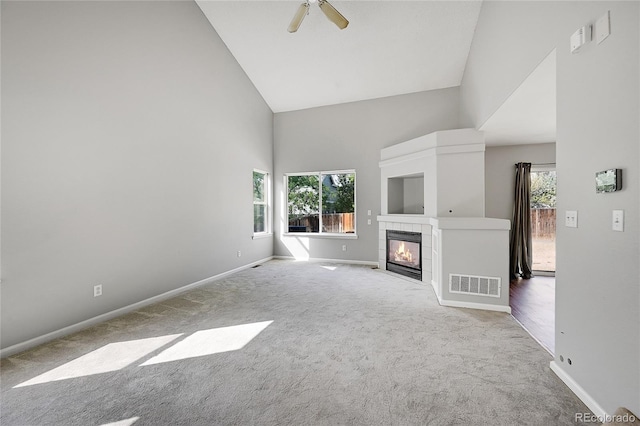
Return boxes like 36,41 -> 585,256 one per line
196,0 -> 556,146
196,0 -> 483,113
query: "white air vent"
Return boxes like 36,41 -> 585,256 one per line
449,274 -> 501,298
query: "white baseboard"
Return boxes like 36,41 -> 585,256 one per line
550,361 -> 608,419
437,297 -> 512,314
273,255 -> 378,267
429,281 -> 510,313
0,257 -> 274,358
431,280 -> 439,297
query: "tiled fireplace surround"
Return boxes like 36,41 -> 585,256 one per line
378,218 -> 432,284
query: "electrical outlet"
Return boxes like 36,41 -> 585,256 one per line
342,245 -> 347,251
367,219 -> 372,225
94,285 -> 102,297
237,250 -> 242,257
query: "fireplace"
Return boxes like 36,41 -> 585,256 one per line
386,230 -> 422,280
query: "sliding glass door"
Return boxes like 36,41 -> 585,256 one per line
530,167 -> 556,274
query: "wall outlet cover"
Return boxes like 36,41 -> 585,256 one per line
565,210 -> 578,228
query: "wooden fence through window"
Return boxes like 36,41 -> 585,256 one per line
531,208 -> 556,238
289,213 -> 355,233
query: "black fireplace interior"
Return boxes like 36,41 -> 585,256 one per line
386,230 -> 422,280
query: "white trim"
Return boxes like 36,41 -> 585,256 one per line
284,169 -> 355,177
285,170 -> 357,236
282,233 -> 358,239
550,361 -> 608,419
0,257 -> 274,358
378,144 -> 485,168
431,280 -> 439,296
377,214 -> 432,225
378,149 -> 435,168
379,129 -> 484,161
252,232 -> 273,240
253,169 -> 271,235
272,255 -> 378,267
531,163 -> 556,172
434,294 -> 512,313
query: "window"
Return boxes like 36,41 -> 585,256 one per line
253,170 -> 269,234
286,170 -> 356,235
530,166 -> 556,273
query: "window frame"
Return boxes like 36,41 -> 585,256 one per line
252,169 -> 271,238
284,169 -> 357,238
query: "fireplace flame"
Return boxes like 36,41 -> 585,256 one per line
394,241 -> 413,263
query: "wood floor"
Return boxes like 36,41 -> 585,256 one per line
510,276 -> 555,354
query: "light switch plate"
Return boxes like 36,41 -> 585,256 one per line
596,11 -> 610,44
612,210 -> 624,231
565,210 -> 578,228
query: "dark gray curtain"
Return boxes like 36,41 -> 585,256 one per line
510,162 -> 533,279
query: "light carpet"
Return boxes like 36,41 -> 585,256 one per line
1,259 -> 591,425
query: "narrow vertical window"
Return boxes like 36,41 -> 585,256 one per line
253,170 -> 269,234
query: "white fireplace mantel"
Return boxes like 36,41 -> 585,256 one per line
379,128 -> 486,218
378,129 -> 511,314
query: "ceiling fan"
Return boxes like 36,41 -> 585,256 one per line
288,0 -> 349,33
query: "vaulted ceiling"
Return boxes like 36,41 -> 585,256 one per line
196,0 -> 482,113
196,0 -> 556,145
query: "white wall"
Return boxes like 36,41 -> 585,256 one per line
403,177 -> 424,214
485,143 -> 556,221
462,1 -> 639,416
1,1 -> 273,349
436,150 -> 485,217
273,88 -> 460,261
460,1 -> 567,129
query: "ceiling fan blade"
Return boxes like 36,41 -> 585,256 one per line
288,2 -> 309,33
318,0 -> 349,30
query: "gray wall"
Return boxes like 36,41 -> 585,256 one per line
459,1 -> 567,129
1,1 -> 273,349
485,143 -> 556,221
462,1 -> 639,415
273,89 -> 460,261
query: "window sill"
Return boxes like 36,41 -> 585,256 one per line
283,233 -> 358,240
252,233 -> 273,240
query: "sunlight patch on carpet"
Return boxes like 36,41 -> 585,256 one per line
140,321 -> 273,366
100,416 -> 140,426
14,335 -> 182,388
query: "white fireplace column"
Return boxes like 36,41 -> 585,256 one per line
377,128 -> 511,313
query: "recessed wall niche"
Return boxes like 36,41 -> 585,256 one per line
387,173 -> 424,214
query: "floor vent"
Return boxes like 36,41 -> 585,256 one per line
449,274 -> 501,298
